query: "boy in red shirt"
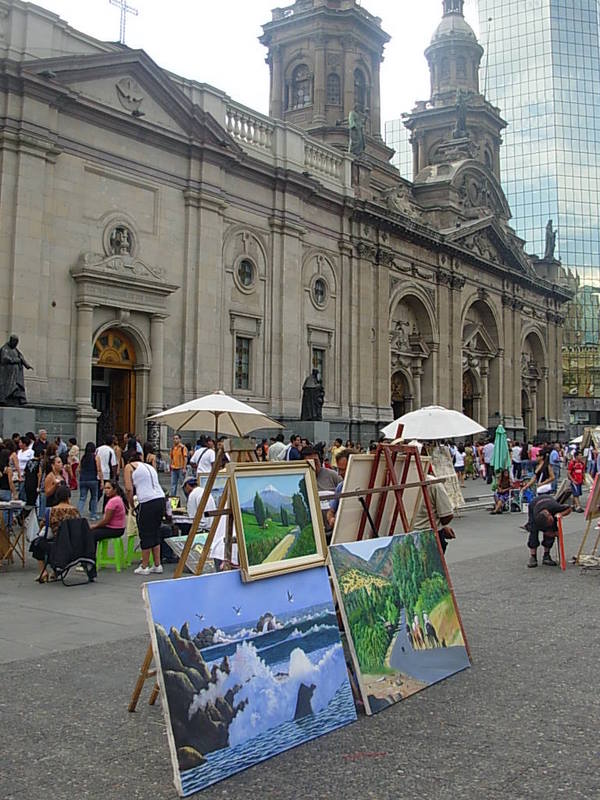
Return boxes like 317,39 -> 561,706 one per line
567,452 -> 586,512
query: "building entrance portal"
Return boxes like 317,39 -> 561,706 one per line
92,329 -> 136,443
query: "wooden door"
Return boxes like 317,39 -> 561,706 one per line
110,369 -> 135,442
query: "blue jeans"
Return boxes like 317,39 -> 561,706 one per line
170,468 -> 182,496
551,465 -> 560,492
78,480 -> 98,518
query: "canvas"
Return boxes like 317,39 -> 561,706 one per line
228,463 -> 327,581
329,530 -> 470,715
143,567 -> 357,796
164,533 -> 208,574
330,454 -> 426,545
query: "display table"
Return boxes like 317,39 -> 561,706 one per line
0,500 -> 27,568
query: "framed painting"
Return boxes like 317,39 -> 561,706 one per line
329,530 -> 470,715
330,453 -> 427,545
228,462 -> 327,581
143,567 -> 357,796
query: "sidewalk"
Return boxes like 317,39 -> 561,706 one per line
1,502 -> 597,799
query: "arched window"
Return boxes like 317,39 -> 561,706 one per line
326,72 -> 341,105
354,68 -> 367,110
292,64 -> 312,109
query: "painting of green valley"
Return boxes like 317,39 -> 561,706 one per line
329,530 -> 470,714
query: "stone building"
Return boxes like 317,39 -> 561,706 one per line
0,0 -> 570,444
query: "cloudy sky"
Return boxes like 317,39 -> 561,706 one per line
34,0 -> 480,123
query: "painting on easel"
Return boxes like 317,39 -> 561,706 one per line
143,567 -> 356,796
329,530 -> 470,715
228,463 -> 327,581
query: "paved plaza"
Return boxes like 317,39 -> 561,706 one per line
1,483 -> 599,800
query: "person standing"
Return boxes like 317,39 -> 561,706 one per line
329,438 -> 344,471
77,442 -> 102,520
267,433 -> 287,462
190,436 -> 216,475
32,429 -> 48,458
482,439 -> 495,484
124,452 -> 165,576
567,452 -> 586,513
453,444 -> 466,487
285,434 -> 302,461
67,437 -> 79,490
169,433 -> 188,496
16,435 -> 34,501
523,452 -> 555,496
511,441 -> 523,480
96,437 -> 117,482
43,456 -> 67,509
549,443 -> 562,492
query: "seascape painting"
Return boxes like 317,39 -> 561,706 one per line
144,567 -> 356,796
329,530 -> 470,715
229,464 -> 327,580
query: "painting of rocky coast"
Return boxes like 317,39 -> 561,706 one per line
144,567 -> 356,795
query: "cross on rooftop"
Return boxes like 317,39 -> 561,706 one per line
109,0 -> 138,45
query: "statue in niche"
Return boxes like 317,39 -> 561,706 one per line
109,226 -> 133,256
544,219 -> 557,260
0,335 -> 33,406
348,104 -> 367,156
301,369 -> 325,421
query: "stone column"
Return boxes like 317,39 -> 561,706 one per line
271,46 -> 284,120
74,301 -> 99,444
530,387 -> 538,439
314,39 -> 326,125
147,314 -> 166,444
412,364 -> 423,409
480,361 -> 489,429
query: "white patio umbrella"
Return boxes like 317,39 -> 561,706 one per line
380,405 -> 486,442
570,435 -> 583,445
148,390 -> 283,438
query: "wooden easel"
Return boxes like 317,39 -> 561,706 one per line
355,430 -> 471,659
128,453 -> 233,712
574,474 -> 600,564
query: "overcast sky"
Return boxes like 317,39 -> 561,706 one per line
35,0 -> 479,123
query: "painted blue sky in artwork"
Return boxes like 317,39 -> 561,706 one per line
334,535 -> 395,562
235,474 -> 305,506
145,567 -> 333,632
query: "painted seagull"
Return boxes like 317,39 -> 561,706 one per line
233,606 -> 241,616
287,591 -> 294,603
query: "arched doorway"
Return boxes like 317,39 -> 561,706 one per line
391,371 -> 411,419
463,371 -> 475,420
92,329 -> 136,443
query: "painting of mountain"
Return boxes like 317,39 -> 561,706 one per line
144,567 -> 357,796
230,465 -> 327,581
329,531 -> 470,715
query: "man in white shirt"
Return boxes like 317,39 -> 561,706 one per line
190,437 -> 216,474
267,433 -> 287,462
96,437 -> 117,480
482,440 -> 495,484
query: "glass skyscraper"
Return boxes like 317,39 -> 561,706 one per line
384,119 -> 413,179
478,1 -> 600,430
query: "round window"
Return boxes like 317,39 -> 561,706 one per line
313,278 -> 327,307
238,259 -> 255,288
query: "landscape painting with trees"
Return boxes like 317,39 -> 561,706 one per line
329,531 -> 470,714
230,464 -> 326,581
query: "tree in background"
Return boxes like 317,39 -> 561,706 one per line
280,505 -> 289,526
292,492 -> 309,529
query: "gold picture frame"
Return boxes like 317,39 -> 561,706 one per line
227,461 -> 327,582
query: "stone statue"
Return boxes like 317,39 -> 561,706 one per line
301,369 -> 325,421
348,104 -> 367,157
544,219 -> 557,260
0,335 -> 32,406
453,89 -> 470,139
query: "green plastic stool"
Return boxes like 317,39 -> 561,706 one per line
125,534 -> 154,567
97,537 -> 126,572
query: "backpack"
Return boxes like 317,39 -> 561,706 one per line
24,458 -> 40,506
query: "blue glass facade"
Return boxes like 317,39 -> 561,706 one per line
384,119 -> 413,179
479,0 -> 600,420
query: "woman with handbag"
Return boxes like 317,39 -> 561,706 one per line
124,451 -> 165,576
523,451 -> 554,497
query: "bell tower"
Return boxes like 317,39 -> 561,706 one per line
260,0 -> 390,148
404,0 -> 506,181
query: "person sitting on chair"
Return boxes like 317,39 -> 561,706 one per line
90,480 -> 128,544
491,469 -> 511,514
36,484 -> 79,581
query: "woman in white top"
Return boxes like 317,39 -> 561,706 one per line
454,443 -> 466,487
124,451 -> 165,576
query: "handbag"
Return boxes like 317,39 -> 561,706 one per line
24,508 -> 40,543
537,483 -> 553,495
126,508 -> 138,537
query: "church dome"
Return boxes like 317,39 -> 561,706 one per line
430,11 -> 477,45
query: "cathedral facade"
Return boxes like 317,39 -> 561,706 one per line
0,0 -> 570,444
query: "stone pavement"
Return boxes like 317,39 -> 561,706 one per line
1,483 -> 599,800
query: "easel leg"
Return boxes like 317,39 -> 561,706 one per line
575,518 -> 593,564
128,644 -> 154,713
149,683 -> 160,706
